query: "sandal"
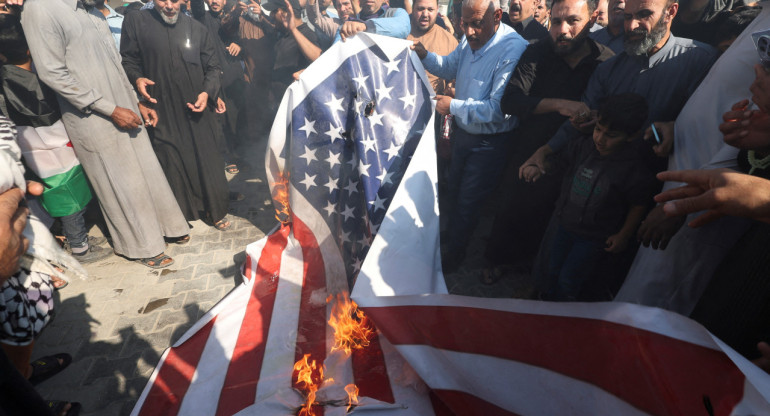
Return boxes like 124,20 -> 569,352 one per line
171,235 -> 191,245
51,275 -> 69,290
480,266 -> 505,286
29,353 -> 72,385
47,400 -> 81,416
136,253 -> 174,269
225,163 -> 239,174
214,219 -> 231,231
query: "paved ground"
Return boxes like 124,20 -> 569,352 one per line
30,141 -> 532,415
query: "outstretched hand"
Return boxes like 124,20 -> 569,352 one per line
136,77 -> 157,104
187,92 -> 209,112
655,168 -> 770,227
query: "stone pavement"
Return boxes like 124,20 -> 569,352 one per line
30,141 -> 532,415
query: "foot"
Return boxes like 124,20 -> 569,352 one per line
29,353 -> 72,385
169,235 -> 191,245
214,218 -> 231,231
51,275 -> 68,290
480,266 -> 505,286
136,253 -> 174,269
229,191 -> 245,202
47,400 -> 81,416
64,236 -> 108,253
71,244 -> 112,264
225,163 -> 239,174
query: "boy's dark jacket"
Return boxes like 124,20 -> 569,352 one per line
551,136 -> 658,241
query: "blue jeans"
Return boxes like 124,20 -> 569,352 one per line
546,224 -> 605,301
445,127 -> 510,258
60,208 -> 88,249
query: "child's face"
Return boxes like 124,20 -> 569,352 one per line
593,121 -> 630,156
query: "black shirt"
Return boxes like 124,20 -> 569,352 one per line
554,136 -> 657,241
502,14 -> 549,42
500,38 -> 614,154
272,23 -> 320,87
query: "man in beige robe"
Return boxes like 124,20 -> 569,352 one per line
21,0 -> 189,267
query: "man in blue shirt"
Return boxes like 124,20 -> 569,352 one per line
413,0 -> 528,272
335,0 -> 411,41
90,0 -> 124,48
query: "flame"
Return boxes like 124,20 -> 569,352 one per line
328,293 -> 374,355
294,354 -> 323,416
344,384 -> 359,412
271,173 -> 291,223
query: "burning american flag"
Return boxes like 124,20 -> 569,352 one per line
132,33 -> 770,416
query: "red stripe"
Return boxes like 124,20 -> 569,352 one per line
215,226 -> 290,416
291,218 -> 329,416
364,305 -> 746,416
351,327 -> 395,403
138,319 -> 217,416
432,389 -> 520,416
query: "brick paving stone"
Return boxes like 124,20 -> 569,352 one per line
155,265 -> 197,284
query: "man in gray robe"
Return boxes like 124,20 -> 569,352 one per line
20,0 -> 190,268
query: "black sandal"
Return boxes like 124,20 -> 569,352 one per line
480,266 -> 505,286
47,400 -> 81,416
29,353 -> 72,385
214,219 -> 231,231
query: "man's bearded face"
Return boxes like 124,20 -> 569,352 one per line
623,11 -> 667,55
548,0 -> 592,57
156,0 -> 182,24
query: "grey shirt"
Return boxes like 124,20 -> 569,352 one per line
589,26 -> 624,54
548,34 -> 718,151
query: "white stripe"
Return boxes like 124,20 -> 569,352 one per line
709,333 -> 770,409
253,236 -> 305,406
354,294 -> 721,351
397,344 -> 650,416
16,121 -> 80,178
177,283 -> 253,415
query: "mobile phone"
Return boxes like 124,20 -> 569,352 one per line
650,123 -> 661,144
751,30 -> 770,68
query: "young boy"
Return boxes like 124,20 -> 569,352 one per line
523,93 -> 656,301
0,14 -> 110,265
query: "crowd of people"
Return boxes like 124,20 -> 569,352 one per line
0,0 -> 770,411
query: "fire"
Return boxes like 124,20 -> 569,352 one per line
328,293 -> 374,355
344,384 -> 359,412
271,173 -> 291,223
294,354 -> 323,416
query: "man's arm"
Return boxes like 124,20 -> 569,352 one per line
448,39 -> 528,126
199,25 -> 224,100
499,47 -> 588,118
305,0 -> 340,40
605,205 -> 647,253
419,42 -> 462,84
363,7 -> 410,39
21,3 -> 116,116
